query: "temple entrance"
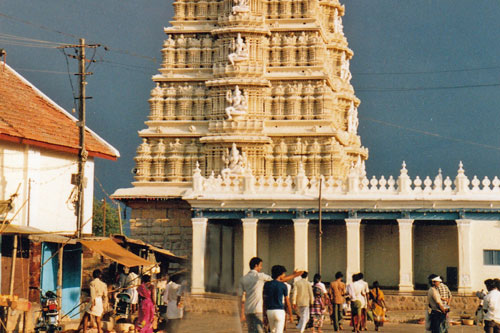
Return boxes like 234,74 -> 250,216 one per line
206,219 -> 242,294
257,220 -> 294,275
308,220 -> 346,282
362,220 -> 399,288
413,220 -> 458,290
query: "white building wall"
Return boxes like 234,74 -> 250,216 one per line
470,220 -> 500,291
0,141 -> 94,234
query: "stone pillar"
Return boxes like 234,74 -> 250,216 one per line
191,217 -> 208,294
397,219 -> 414,292
345,219 -> 361,283
293,219 -> 309,271
242,218 -> 258,275
456,219 -> 472,294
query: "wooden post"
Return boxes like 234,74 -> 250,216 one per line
57,245 -> 64,311
318,178 -> 323,275
102,199 -> 106,236
117,204 -> 123,235
9,235 -> 17,296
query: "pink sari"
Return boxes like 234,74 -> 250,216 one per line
136,283 -> 155,333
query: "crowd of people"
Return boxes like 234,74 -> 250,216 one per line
77,265 -> 186,333
238,257 -> 388,333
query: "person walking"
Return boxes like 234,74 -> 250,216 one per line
482,278 -> 500,333
291,272 -> 313,333
310,283 -> 326,333
263,265 -> 293,333
136,275 -> 155,333
428,275 -> 449,333
126,267 -> 140,314
369,281 -> 387,331
164,274 -> 185,333
80,269 -> 108,333
238,257 -> 302,333
328,271 -> 346,332
357,273 -> 370,331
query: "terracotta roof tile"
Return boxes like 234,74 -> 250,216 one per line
0,62 -> 119,160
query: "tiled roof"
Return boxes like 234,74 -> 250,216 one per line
0,62 -> 119,160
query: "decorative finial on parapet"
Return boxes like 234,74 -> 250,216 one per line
434,168 -> 443,191
455,161 -> 469,194
401,161 -> 408,175
398,161 -> 411,194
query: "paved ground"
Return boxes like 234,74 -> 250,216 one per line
178,313 -> 483,333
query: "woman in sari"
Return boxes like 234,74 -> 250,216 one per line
136,275 -> 156,333
369,281 -> 387,331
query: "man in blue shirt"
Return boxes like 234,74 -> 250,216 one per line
263,265 -> 293,333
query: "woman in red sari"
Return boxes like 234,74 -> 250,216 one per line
136,275 -> 155,333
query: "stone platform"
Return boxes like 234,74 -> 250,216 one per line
184,291 -> 480,323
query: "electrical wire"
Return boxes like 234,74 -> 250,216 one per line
361,116 -> 500,152
353,65 -> 500,76
0,32 -> 65,46
9,67 -> 77,74
357,82 -> 500,92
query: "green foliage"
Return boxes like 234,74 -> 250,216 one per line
92,198 -> 121,236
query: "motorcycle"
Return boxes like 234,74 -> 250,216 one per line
114,290 -> 131,321
35,290 -> 62,333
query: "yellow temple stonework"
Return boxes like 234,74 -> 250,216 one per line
113,0 -> 500,295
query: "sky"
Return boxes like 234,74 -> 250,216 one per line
1,0 -> 500,200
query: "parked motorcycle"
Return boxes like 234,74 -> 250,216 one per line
114,290 -> 131,320
35,290 -> 62,333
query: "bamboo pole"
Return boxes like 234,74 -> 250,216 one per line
318,178 -> 323,275
9,235 -> 17,296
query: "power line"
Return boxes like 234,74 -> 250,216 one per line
361,116 -> 500,152
353,65 -> 500,76
0,12 -> 156,62
357,82 -> 500,92
0,12 -> 79,39
11,67 -> 76,75
0,32 -> 65,46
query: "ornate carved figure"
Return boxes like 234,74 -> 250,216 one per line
232,0 -> 250,15
228,33 -> 249,66
225,85 -> 248,120
347,102 -> 359,134
222,143 -> 250,177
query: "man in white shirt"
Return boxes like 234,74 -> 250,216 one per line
238,257 -> 302,333
291,272 -> 314,333
483,279 -> 500,333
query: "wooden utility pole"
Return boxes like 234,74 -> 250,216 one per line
76,38 -> 87,239
102,199 -> 106,236
318,177 -> 323,275
59,39 -> 100,238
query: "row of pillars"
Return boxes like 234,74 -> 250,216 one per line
191,217 -> 472,294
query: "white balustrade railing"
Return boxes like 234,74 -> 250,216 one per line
188,161 -> 500,199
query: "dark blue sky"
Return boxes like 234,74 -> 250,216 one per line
1,1 -> 500,199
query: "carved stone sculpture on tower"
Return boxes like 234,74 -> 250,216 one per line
340,53 -> 352,81
228,33 -> 249,66
232,0 -> 249,15
347,101 -> 359,134
221,143 -> 251,177
225,85 -> 248,120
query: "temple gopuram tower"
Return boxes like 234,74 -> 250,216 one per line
114,0 -> 368,292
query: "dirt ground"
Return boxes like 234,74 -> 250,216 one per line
177,313 -> 483,332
